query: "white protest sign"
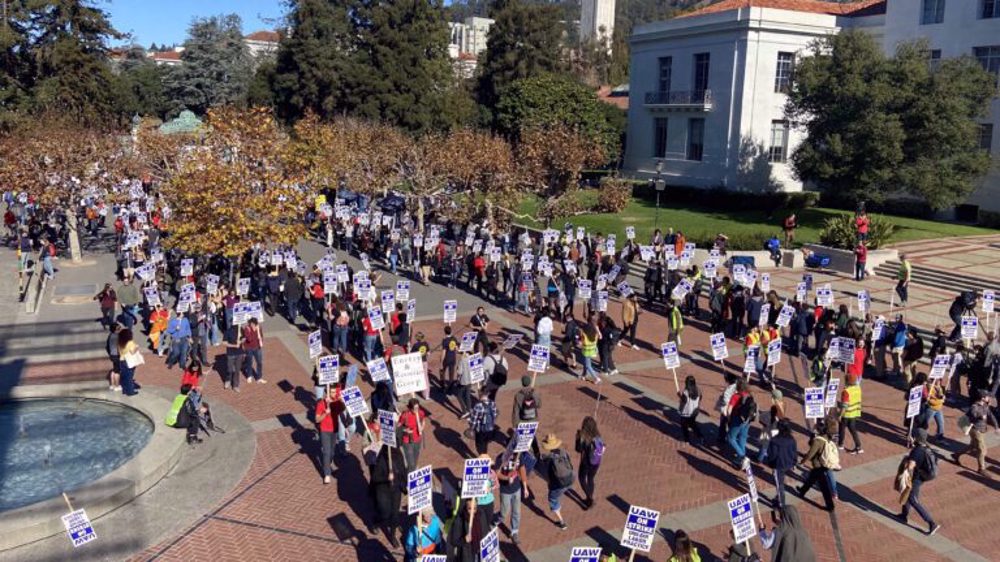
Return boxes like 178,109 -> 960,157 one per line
760,273 -> 770,292
336,264 -> 350,283
514,422 -> 539,453
453,331 -> 475,353
528,344 -> 550,372
570,546 -> 603,562
620,505 -> 659,552
961,316 -> 979,340
744,346 -> 759,374
236,277 -> 250,296
392,352 -> 427,395
776,304 -> 794,328
802,273 -> 813,290
639,245 -> 655,262
180,258 -> 193,277
872,318 -> 885,341
906,386 -> 923,419
342,386 -> 370,418
617,281 -> 633,297
308,330 -> 323,359
61,509 -> 97,548
577,279 -> 592,300
378,409 -> 397,447
246,301 -> 264,322
461,457 -> 492,498
502,334 -> 523,350
930,355 -> 950,379
443,300 -> 458,323
143,287 -> 161,307
703,261 -> 717,279
381,290 -> 395,312
407,299 -> 416,322
795,283 -> 807,302
661,342 -> 680,370
838,337 -> 856,365
468,353 -> 485,385
728,494 -> 757,544
804,387 -> 825,419
232,302 -> 250,325
407,465 -> 434,515
825,378 -> 841,409
744,462 -> 759,503
984,290 -> 995,313
816,284 -> 834,306
625,226 -> 636,240
135,263 -> 156,281
759,303 -> 771,328
767,339 -> 782,367
396,280 -> 410,302
366,357 -> 391,382
857,290 -> 870,313
318,355 -> 340,385
672,278 -> 692,300
205,274 -> 219,295
597,290 -> 609,312
367,306 -> 385,331
480,527 -> 501,562
710,332 -> 728,361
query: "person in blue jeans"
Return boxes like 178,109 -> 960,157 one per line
725,379 -> 753,467
164,314 -> 192,369
241,318 -> 266,383
765,420 -> 797,507
900,429 -> 941,536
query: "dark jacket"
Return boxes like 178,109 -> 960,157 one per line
767,433 -> 798,471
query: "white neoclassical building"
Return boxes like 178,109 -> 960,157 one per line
624,0 -> 1000,212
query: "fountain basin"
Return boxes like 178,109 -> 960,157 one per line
0,384 -> 184,551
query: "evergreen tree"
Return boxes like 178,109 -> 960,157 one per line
348,0 -> 455,133
787,31 -> 995,209
0,0 -> 33,127
163,14 -> 253,116
272,0 -> 356,122
27,0 -> 123,123
477,0 -> 565,115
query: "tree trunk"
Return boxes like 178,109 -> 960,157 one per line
417,198 -> 425,233
66,207 -> 82,263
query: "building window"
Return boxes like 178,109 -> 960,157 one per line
658,57 -> 672,94
921,0 -> 945,24
693,53 -> 710,98
686,118 -> 704,161
929,49 -> 941,70
769,121 -> 789,163
983,0 -> 1000,19
654,118 -> 669,158
981,124 -> 994,152
774,52 -> 795,93
974,46 -> 1000,87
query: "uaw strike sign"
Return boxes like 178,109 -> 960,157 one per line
620,505 -> 660,552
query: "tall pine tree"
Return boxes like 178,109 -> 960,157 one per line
27,0 -> 123,123
0,0 -> 33,127
477,0 -> 565,117
163,14 -> 253,116
348,0 -> 454,133
272,0 -> 356,122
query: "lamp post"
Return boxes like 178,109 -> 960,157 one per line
654,161 -> 666,229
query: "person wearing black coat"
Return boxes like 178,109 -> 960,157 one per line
446,498 -> 489,562
369,444 -> 406,548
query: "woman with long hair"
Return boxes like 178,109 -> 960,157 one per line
678,375 -> 704,445
117,328 -> 141,396
574,416 -> 605,510
669,529 -> 701,562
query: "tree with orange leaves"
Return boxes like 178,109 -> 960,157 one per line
0,116 -> 130,262
160,107 -> 308,262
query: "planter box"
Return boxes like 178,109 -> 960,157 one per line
803,244 -> 898,275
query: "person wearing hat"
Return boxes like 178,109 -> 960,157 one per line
900,428 -> 940,535
539,433 -> 573,530
953,390 -> 999,476
838,375 -> 864,454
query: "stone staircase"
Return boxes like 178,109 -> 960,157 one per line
873,260 -> 999,295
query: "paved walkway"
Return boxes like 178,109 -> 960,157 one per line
4,233 -> 1000,561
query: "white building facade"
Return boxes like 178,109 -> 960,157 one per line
581,0 -> 616,46
449,17 -> 494,58
624,0 -> 1000,211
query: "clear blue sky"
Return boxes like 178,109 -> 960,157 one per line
106,0 -> 288,47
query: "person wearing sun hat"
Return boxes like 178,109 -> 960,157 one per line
539,433 -> 573,530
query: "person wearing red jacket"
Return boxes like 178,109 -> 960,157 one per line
854,242 -> 868,281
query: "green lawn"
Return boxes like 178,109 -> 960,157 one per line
516,192 -> 995,249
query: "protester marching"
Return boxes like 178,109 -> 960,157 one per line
9,177 -> 1000,562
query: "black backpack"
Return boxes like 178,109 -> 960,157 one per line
489,356 -> 508,387
917,445 -> 938,481
550,449 -> 575,488
733,394 -> 758,425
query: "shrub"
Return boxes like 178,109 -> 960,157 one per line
819,214 -> 895,249
594,177 -> 633,213
685,231 -> 772,252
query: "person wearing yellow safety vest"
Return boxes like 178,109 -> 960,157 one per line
837,374 -> 864,454
744,325 -> 762,377
579,320 -> 602,384
667,299 -> 684,346
761,324 -> 780,387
